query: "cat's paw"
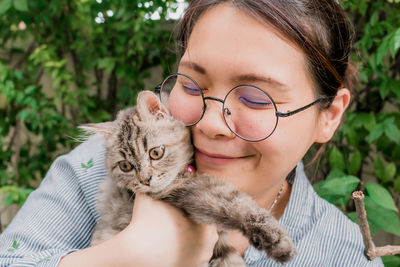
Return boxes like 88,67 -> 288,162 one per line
267,234 -> 297,263
209,252 -> 246,267
247,222 -> 280,250
247,222 -> 296,263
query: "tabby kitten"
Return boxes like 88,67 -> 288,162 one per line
82,91 -> 296,266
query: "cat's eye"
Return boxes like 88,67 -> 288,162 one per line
118,160 -> 134,172
149,145 -> 165,160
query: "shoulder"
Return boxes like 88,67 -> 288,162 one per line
310,191 -> 383,266
299,186 -> 383,266
41,135 -> 108,220
278,164 -> 383,266
53,134 -> 107,183
63,134 -> 107,171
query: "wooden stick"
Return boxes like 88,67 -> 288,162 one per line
352,191 -> 400,260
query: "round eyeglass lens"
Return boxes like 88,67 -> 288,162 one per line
160,74 -> 204,126
223,85 -> 278,141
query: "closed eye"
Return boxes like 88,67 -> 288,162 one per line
239,96 -> 273,109
182,85 -> 202,96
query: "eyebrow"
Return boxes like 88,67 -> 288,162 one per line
233,74 -> 288,90
179,60 -> 288,90
179,61 -> 207,75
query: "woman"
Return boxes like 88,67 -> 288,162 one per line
0,0 -> 384,266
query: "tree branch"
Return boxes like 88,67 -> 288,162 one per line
94,66 -> 103,99
107,68 -> 118,114
13,42 -> 36,70
352,191 -> 400,260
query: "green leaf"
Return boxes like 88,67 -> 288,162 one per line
348,150 -> 362,175
3,193 -> 13,206
12,240 -> 20,249
384,163 -> 397,182
24,85 -> 38,95
376,35 -> 390,63
326,169 -> 346,181
366,182 -> 398,212
0,0 -> 12,14
98,58 -> 116,74
382,255 -> 400,267
328,147 -> 345,171
87,158 -> 93,168
364,196 -> 400,236
384,123 -> 400,144
368,124 -> 384,143
345,128 -> 361,146
380,78 -> 391,100
320,175 -> 360,196
391,28 -> 400,58
81,163 -> 87,169
38,257 -> 51,263
17,109 -> 29,121
13,0 -> 27,11
373,156 -> 386,181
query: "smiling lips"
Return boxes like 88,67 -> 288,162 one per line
196,148 -> 249,165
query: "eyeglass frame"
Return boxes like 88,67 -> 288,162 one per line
154,72 -> 333,142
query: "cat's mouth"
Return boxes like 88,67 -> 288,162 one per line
139,176 -> 152,186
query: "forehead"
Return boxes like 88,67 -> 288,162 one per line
181,3 -> 314,95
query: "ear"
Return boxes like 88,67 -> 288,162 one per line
315,88 -> 351,143
136,90 -> 169,119
79,122 -> 116,139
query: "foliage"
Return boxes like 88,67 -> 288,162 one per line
0,0 -> 399,263
0,0 -> 178,227
313,0 -> 400,264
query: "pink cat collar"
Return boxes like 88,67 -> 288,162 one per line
184,165 -> 195,174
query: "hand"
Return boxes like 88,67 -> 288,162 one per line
125,193 -> 219,267
59,193 -> 218,267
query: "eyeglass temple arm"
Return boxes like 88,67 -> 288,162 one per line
276,97 -> 329,118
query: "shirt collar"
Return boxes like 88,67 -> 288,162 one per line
279,161 -> 315,243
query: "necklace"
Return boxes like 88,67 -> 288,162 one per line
268,182 -> 285,212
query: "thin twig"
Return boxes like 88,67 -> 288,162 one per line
352,191 -> 400,260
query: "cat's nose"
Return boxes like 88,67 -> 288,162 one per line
140,175 -> 152,186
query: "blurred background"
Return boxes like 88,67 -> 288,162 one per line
0,0 -> 399,265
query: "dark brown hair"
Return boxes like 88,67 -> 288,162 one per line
176,0 -> 356,105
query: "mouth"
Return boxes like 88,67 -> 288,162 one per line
195,148 -> 252,165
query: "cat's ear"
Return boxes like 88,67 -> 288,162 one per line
136,90 -> 169,119
78,122 -> 116,139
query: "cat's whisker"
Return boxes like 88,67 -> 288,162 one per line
67,134 -> 91,144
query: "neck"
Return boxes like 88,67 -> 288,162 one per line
252,180 -> 291,219
270,181 -> 292,219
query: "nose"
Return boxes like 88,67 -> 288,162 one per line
195,97 -> 236,140
140,175 -> 152,186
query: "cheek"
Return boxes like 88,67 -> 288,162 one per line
168,89 -> 203,125
257,112 -> 319,164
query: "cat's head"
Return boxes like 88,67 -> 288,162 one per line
80,90 -> 193,194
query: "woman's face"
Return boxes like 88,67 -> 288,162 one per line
173,3 -> 326,201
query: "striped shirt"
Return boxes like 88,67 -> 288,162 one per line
0,136 -> 383,266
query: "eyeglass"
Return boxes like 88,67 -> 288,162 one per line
155,73 -> 332,142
